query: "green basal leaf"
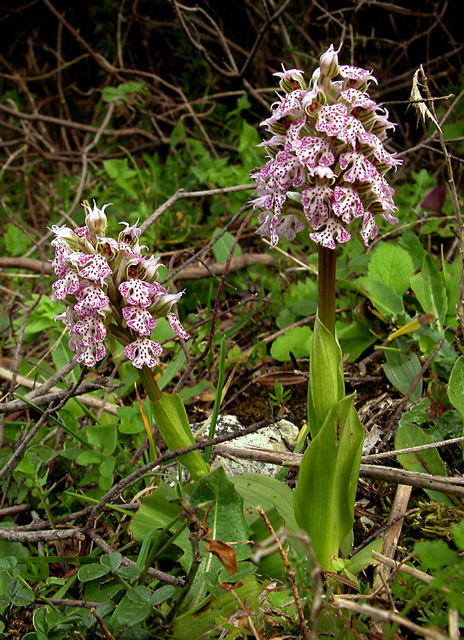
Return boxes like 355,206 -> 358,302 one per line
396,411 -> 457,507
354,278 -> 405,317
443,257 -> 460,326
294,394 -> 364,570
383,337 -> 422,402
230,473 -> 298,532
171,576 -> 260,640
410,254 -> 448,331
309,314 -> 344,438
129,483 -> 182,542
77,563 -> 110,583
345,538 -> 383,575
190,467 -> 250,563
211,228 -> 242,263
337,320 -> 377,363
448,356 -> 464,421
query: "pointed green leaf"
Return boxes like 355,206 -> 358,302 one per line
129,483 -> 181,542
270,326 -> 312,362
448,356 -> 464,420
383,338 -> 422,402
190,467 -> 250,562
309,315 -> 344,437
395,413 -> 455,507
355,278 -> 405,317
230,473 -> 298,532
294,394 -> 364,569
171,577 -> 260,640
410,254 -> 447,331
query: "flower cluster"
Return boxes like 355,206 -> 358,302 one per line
251,45 -> 402,250
50,202 -> 189,368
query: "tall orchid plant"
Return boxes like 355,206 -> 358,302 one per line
251,45 -> 402,569
50,202 -> 209,480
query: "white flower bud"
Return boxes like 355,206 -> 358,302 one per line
319,45 -> 340,79
150,291 -> 183,318
83,200 -> 111,236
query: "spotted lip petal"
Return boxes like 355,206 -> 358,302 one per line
74,284 -> 110,317
118,279 -> 157,308
122,305 -> 157,336
51,268 -> 80,300
124,338 -> 163,369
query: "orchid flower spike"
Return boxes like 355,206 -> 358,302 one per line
251,44 -> 402,250
50,203 -> 189,368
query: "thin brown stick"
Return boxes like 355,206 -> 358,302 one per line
373,484 -> 412,593
257,506 -> 310,640
91,609 -> 117,640
332,597 -> 448,640
213,445 -> 464,497
0,528 -> 85,543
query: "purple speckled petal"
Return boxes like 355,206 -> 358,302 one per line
124,338 -> 163,369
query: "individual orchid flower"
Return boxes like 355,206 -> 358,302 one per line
50,202 -> 189,369
251,45 -> 402,250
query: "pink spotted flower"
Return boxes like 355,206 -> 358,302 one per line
50,201 -> 189,368
251,45 -> 402,250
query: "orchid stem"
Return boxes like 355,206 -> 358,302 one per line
139,367 -> 163,402
318,246 -> 336,336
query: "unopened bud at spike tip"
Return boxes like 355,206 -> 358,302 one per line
83,200 -> 111,236
319,44 -> 340,79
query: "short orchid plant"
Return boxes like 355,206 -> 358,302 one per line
252,45 -> 402,569
50,202 -> 209,480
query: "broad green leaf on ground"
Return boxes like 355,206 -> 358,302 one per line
171,577 -> 260,640
77,563 -> 110,583
190,467 -> 250,563
448,356 -> 464,420
230,473 -> 298,532
443,257 -> 460,326
337,320 -> 377,363
4,223 -> 32,256
383,338 -> 422,402
396,405 -> 456,507
117,405 -> 146,434
249,508 -> 287,579
354,278 -> 405,317
410,254 -> 448,330
418,329 -> 457,376
368,242 -> 414,296
270,326 -> 312,362
101,81 -> 146,103
211,228 -> 242,263
86,423 -> 117,455
129,483 -> 182,541
398,228 -> 425,270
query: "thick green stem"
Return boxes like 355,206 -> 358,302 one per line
138,366 -> 210,479
318,246 -> 336,336
139,366 -> 163,402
